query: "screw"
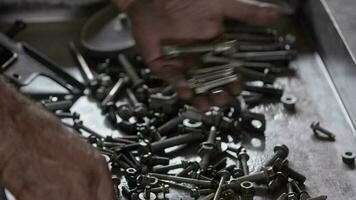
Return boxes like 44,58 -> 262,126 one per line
141,153 -> 170,166
291,180 -> 327,200
192,74 -> 239,94
190,188 -> 215,199
213,170 -> 230,200
152,160 -> 189,173
118,54 -> 144,89
240,181 -> 255,200
157,115 -> 184,136
162,40 -> 237,59
264,144 -> 289,167
151,184 -> 170,194
69,41 -> 98,90
117,104 -> 134,121
273,158 -> 306,184
276,193 -> 288,200
150,132 -> 205,152
229,50 -> 297,61
311,121 -> 336,141
126,88 -> 148,118
268,172 -> 288,193
237,148 -> 250,176
55,111 -> 80,120
101,75 -> 129,106
149,173 -> 216,188
286,181 -> 298,200
176,161 -> 200,177
199,126 -> 218,170
224,167 -> 275,190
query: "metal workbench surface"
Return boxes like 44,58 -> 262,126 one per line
1,1 -> 356,199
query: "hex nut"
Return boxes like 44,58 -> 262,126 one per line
342,152 -> 356,166
281,95 -> 298,111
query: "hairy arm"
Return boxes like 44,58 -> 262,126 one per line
0,77 -> 115,200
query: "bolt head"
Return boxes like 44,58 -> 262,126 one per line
287,192 -> 298,200
274,144 -> 289,158
189,187 -> 200,198
310,121 -> 320,130
237,148 -> 250,161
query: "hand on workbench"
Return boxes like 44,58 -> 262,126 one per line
0,79 -> 115,200
116,0 -> 282,111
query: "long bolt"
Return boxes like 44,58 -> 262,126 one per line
176,161 -> 200,177
126,88 -> 148,118
311,121 -> 336,141
149,173 -> 215,188
237,148 -> 250,175
199,126 -> 218,170
101,75 -> 129,106
118,54 -> 144,88
213,170 -> 230,200
153,160 -> 189,173
151,132 -> 205,152
268,172 -> 288,193
224,167 -> 275,190
69,41 -> 97,88
162,40 -> 237,59
264,144 -> 289,167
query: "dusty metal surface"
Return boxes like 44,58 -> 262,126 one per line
1,2 -> 356,199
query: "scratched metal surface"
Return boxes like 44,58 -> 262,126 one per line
1,5 -> 356,200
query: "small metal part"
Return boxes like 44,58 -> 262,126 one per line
273,158 -> 306,184
276,193 -> 288,200
176,161 -> 200,177
162,40 -> 237,59
193,74 -> 238,94
117,104 -> 134,121
149,173 -> 216,188
268,172 -> 288,193
240,181 -> 255,200
126,88 -> 148,118
237,148 -> 250,175
311,121 -> 336,141
281,95 -> 298,111
290,180 -> 327,200
213,170 -> 230,200
264,144 -> 289,167
199,126 -> 218,170
69,41 -> 98,89
229,50 -> 297,62
101,75 -> 129,106
342,151 -> 356,166
41,99 -> 73,111
118,54 -> 144,88
286,181 -> 298,200
150,132 -> 205,152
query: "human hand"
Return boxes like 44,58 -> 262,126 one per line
115,0 -> 282,111
0,114 -> 115,200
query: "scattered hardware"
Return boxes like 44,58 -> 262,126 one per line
311,121 -> 336,141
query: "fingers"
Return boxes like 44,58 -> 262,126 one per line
222,0 -> 283,25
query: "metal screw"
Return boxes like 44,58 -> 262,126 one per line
126,88 -> 148,118
264,144 -> 289,167
101,75 -> 129,106
176,161 -> 200,177
291,180 -> 327,200
199,126 -> 218,170
311,121 -> 336,141
286,181 -> 298,200
162,40 -> 237,59
149,173 -> 216,188
237,148 -> 250,176
213,170 -> 230,200
118,54 -> 144,89
150,132 -> 205,152
152,160 -> 189,173
268,172 -> 288,193
193,74 -> 239,94
224,167 -> 275,190
157,115 -> 184,136
273,158 -> 306,184
190,188 -> 215,199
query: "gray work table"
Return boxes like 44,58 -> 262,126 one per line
1,1 -> 356,199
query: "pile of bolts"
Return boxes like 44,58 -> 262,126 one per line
41,24 -> 329,200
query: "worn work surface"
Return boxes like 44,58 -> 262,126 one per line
1,5 -> 356,200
